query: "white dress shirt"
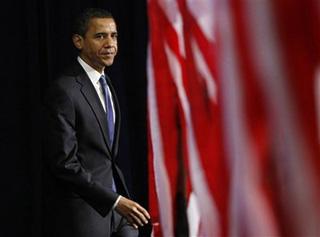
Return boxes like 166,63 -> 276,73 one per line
77,56 -> 115,123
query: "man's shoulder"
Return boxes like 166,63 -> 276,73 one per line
51,62 -> 85,89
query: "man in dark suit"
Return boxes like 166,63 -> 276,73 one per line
43,8 -> 150,237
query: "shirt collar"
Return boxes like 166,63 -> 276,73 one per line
77,56 -> 104,85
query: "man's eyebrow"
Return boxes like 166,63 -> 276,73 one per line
94,31 -> 117,35
93,32 -> 105,37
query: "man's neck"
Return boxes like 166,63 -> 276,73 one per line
78,55 -> 104,74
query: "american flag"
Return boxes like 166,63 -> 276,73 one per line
147,0 -> 320,236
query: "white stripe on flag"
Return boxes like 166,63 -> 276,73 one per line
158,0 -> 186,57
187,192 -> 200,237
186,0 -> 216,41
190,38 -> 217,102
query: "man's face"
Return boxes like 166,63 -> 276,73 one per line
73,17 -> 118,73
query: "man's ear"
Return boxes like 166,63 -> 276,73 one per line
72,34 -> 83,50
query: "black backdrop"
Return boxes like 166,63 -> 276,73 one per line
0,0 -> 149,236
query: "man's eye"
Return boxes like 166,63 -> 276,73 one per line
96,35 -> 104,39
111,34 -> 118,39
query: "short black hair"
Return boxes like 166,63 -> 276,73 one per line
73,8 -> 113,36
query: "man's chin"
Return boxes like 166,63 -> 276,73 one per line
103,59 -> 114,67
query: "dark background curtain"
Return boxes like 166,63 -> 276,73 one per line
0,0 -> 149,236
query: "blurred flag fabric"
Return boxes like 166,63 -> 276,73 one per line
147,0 -> 320,236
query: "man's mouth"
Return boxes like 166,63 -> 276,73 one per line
102,51 -> 115,57
101,51 -> 115,57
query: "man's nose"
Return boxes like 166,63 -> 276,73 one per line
104,36 -> 114,46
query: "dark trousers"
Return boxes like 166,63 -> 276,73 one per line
111,210 -> 139,237
43,197 -> 138,237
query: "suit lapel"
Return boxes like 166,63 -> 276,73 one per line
75,71 -> 113,157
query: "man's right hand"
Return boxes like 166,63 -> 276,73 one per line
115,196 -> 151,229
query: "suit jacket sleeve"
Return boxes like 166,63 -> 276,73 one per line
43,82 -> 119,217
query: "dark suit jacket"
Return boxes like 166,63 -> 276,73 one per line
43,62 -> 129,237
